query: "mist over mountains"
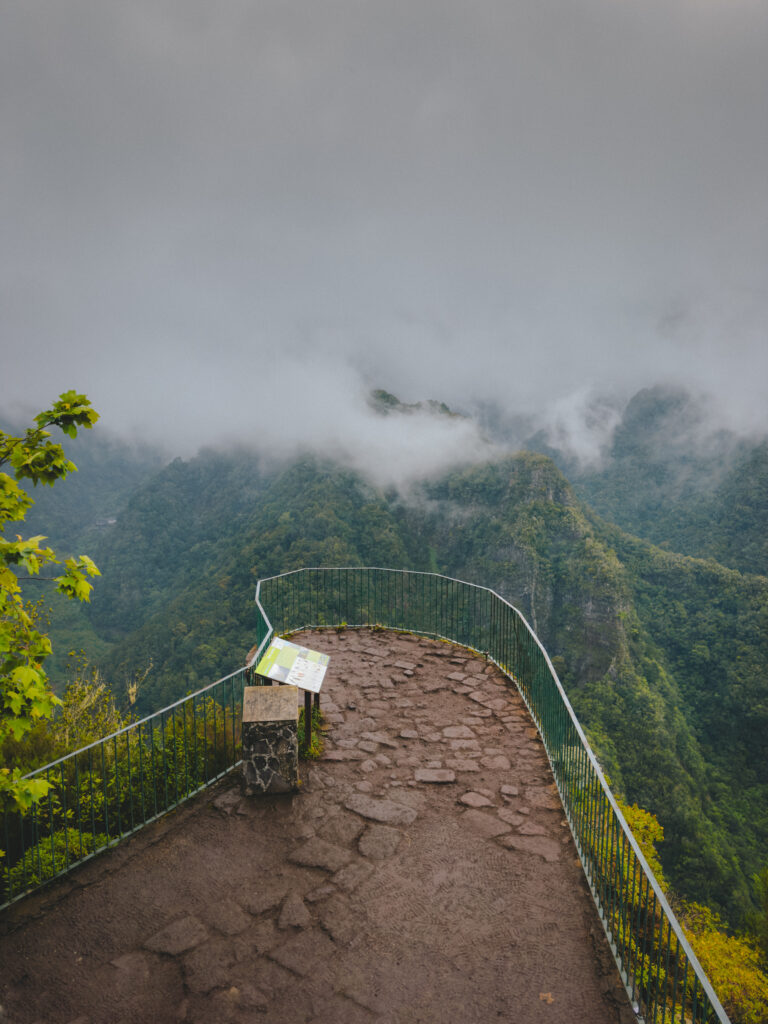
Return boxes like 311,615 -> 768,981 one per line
6,382 -> 767,934
3,1 -> 767,458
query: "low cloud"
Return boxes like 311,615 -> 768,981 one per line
1,0 -> 766,469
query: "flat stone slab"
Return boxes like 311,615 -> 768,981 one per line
393,660 -> 417,671
358,824 -> 402,860
442,725 -> 475,739
360,730 -> 399,748
306,884 -> 336,903
243,888 -> 286,917
318,895 -> 362,945
144,915 -> 208,955
203,898 -> 251,936
183,936 -> 239,993
399,729 -> 419,739
499,834 -> 562,862
318,813 -> 366,846
482,755 -> 511,770
449,738 -> 480,750
243,685 -> 298,722
414,768 -> 456,784
212,789 -> 242,815
446,758 -> 480,772
525,786 -> 563,810
110,951 -> 150,980
518,821 -> 548,836
486,698 -> 510,711
332,860 -> 374,893
323,748 -> 367,761
344,793 -> 418,826
279,892 -> 311,929
497,808 -> 527,828
461,809 -> 512,838
459,792 -> 493,808
268,928 -> 337,976
288,838 -> 353,873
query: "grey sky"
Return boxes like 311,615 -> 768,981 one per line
2,0 -> 767,470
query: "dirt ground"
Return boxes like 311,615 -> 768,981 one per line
0,630 -> 635,1024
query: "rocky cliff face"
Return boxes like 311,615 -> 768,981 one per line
415,453 -> 630,687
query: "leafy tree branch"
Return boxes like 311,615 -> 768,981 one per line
1,391 -> 100,812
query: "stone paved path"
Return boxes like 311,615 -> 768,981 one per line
0,630 -> 634,1024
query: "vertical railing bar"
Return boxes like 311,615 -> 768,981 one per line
138,722 -> 146,826
113,733 -> 122,836
230,675 -> 237,769
171,707 -> 179,805
126,730 -> 135,832
74,755 -> 83,861
203,692 -> 208,783
100,741 -> 109,840
629,852 -> 642,1005
691,975 -> 700,1024
46,768 -> 55,875
650,907 -> 667,1022
31,802 -> 40,895
644,889 -> 659,1017
160,711 -> 169,812
185,698 -> 193,795
679,957 -> 689,1024
150,720 -> 158,818
670,932 -> 682,1022
212,692 -> 218,781
192,696 -> 199,790
60,763 -> 69,872
2,808 -> 11,903
660,918 -> 673,1024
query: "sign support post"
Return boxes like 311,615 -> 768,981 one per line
252,636 -> 330,757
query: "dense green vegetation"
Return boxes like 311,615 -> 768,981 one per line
4,389 -> 767,956
0,394 -> 101,812
552,386 -> 768,576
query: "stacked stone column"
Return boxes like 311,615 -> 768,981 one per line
241,686 -> 299,795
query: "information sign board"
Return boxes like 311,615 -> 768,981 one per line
254,636 -> 329,693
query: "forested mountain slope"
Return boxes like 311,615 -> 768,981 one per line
552,386 -> 768,576
71,447 -> 768,928
3,422 -> 165,555
410,455 -> 768,923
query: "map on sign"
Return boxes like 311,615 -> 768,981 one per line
254,636 -> 330,693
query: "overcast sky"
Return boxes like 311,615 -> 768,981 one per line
2,0 -> 767,471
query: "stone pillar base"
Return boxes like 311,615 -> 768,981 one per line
241,687 -> 299,795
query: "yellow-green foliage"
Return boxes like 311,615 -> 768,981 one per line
618,799 -> 668,891
619,797 -> 768,1024
682,902 -> 768,1024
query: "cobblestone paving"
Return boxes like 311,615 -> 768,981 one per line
0,630 -> 635,1024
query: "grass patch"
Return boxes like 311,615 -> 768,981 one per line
298,705 -> 325,759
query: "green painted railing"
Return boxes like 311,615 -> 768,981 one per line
1,610 -> 273,914
255,567 -> 730,1024
1,566 -> 728,1024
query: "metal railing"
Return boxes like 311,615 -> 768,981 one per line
256,567 -> 730,1024
1,668 -> 251,905
1,566 -> 728,1024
